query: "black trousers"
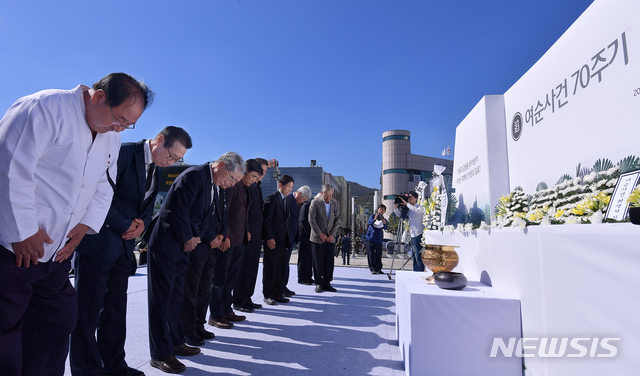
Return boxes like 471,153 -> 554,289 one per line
262,242 -> 286,299
70,251 -> 131,376
147,247 -> 190,360
366,241 -> 383,272
296,238 -> 313,283
282,246 -> 293,289
209,245 -> 244,319
182,245 -> 217,337
233,238 -> 262,306
311,241 -> 335,287
0,247 -> 76,376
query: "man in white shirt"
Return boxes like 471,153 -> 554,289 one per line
394,191 -> 426,271
0,73 -> 154,376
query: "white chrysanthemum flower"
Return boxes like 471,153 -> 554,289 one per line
464,223 -> 473,232
479,221 -> 491,231
540,216 -> 551,226
589,211 -> 603,224
456,223 -> 465,233
566,216 -> 580,225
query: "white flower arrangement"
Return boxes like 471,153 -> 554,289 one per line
424,158 -> 634,233
422,186 -> 443,230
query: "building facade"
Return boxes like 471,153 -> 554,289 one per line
381,129 -> 454,211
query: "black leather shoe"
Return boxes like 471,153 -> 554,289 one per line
173,343 -> 201,356
185,334 -> 204,347
264,297 -> 276,305
196,328 -> 215,340
249,301 -> 263,309
150,355 -> 186,374
298,280 -> 313,285
315,285 -> 323,293
282,290 -> 292,297
274,296 -> 290,303
233,304 -> 254,313
284,287 -> 296,296
101,366 -> 145,376
377,270 -> 385,274
224,312 -> 246,322
323,284 -> 337,292
208,317 -> 234,329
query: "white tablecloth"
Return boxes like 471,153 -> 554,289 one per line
395,271 -> 522,376
422,223 -> 640,375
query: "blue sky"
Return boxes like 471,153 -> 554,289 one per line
0,0 -> 593,188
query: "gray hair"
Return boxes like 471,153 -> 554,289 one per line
297,185 -> 312,199
321,184 -> 334,193
215,151 -> 245,175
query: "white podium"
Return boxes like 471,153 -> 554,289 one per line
395,271 -> 522,376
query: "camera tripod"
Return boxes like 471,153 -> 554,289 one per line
386,217 -> 413,280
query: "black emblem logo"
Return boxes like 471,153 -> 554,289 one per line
512,112 -> 522,141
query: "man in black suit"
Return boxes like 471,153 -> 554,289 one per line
70,126 -> 191,376
208,159 -> 263,329
297,194 -> 315,285
147,152 -> 245,374
232,158 -> 268,312
281,186 -> 312,297
262,175 -> 295,305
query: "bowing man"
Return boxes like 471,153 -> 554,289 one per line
146,152 -> 244,374
0,72 -> 153,376
70,126 -> 191,376
262,175 -> 295,305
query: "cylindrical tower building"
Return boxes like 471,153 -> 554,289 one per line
381,129 -> 412,212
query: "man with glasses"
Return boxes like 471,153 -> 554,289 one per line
70,126 -> 191,376
0,73 -> 153,376
147,152 -> 244,374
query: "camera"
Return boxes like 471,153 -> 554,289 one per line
394,192 -> 411,205
394,193 -> 411,219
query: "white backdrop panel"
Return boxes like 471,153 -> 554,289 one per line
503,0 -> 640,192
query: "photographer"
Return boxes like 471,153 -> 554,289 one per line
364,204 -> 387,274
394,191 -> 426,271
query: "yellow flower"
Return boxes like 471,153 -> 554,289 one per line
571,208 -> 584,216
554,209 -> 565,218
526,209 -> 544,221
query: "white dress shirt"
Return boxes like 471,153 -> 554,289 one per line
0,85 -> 121,261
395,202 -> 425,238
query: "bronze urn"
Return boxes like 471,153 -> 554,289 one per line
421,244 -> 459,283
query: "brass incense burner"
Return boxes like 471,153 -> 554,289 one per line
421,244 -> 459,284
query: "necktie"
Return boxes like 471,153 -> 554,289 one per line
213,185 -> 219,209
146,163 -> 155,192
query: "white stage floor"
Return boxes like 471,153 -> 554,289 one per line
65,263 -> 405,376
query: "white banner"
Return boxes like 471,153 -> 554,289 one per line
452,95 -> 510,222
504,0 -> 640,193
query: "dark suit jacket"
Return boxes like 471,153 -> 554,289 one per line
285,193 -> 299,245
298,199 -> 311,242
246,182 -> 264,241
190,183 -> 228,264
226,181 -> 250,247
148,163 -> 217,257
262,190 -> 290,249
76,140 -> 158,261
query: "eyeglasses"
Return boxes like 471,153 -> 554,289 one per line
109,104 -> 135,130
165,144 -> 184,163
225,169 -> 239,184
